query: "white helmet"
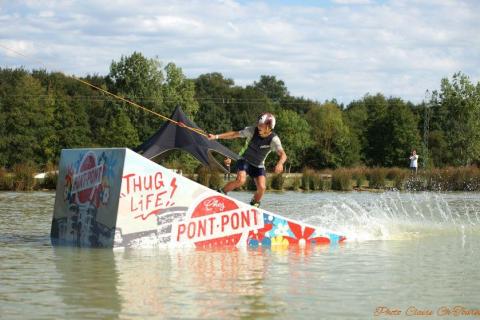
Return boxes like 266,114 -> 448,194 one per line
258,112 -> 276,129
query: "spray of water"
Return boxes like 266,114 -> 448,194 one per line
293,192 -> 480,242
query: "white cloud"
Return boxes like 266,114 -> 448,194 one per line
332,0 -> 372,4
38,10 -> 55,18
0,40 -> 36,57
0,0 -> 479,104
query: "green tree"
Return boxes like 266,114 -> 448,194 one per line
109,52 -> 163,102
194,73 -> 234,134
274,109 -> 313,171
0,71 -> 54,167
0,68 -> 29,166
306,103 -> 359,168
253,75 -> 289,102
53,96 -> 92,156
344,100 -> 368,163
162,62 -> 199,118
363,94 -> 389,166
195,72 -> 235,96
383,98 -> 421,167
428,130 -> 449,166
0,98 -> 6,166
31,71 -> 94,161
348,94 -> 421,167
108,52 -> 164,141
99,106 -> 140,148
429,72 -> 480,166
227,86 -> 276,130
280,95 -> 318,115
195,100 -> 231,133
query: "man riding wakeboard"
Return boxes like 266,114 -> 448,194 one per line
208,112 -> 287,207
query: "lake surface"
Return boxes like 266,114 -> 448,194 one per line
1,191 -> 480,319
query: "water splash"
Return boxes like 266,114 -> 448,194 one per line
280,191 -> 480,242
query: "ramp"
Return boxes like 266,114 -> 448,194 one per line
51,148 -> 345,248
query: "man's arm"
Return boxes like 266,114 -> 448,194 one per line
274,149 -> 287,174
208,131 -> 241,140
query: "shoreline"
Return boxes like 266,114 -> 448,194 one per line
2,165 -> 480,192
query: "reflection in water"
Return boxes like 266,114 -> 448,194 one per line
114,248 -> 273,319
177,249 -> 271,319
115,246 -> 336,319
111,244 -> 336,319
53,248 -> 122,319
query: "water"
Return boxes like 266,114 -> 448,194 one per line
1,191 -> 480,319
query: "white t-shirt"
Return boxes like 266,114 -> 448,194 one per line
409,154 -> 419,168
238,126 -> 283,153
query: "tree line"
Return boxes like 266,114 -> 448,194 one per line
1,52 -> 479,172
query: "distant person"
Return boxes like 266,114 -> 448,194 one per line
223,157 -> 232,181
208,113 -> 287,207
409,149 -> 419,174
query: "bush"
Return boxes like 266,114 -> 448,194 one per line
386,167 -> 402,180
452,166 -> 480,191
404,175 -> 427,191
424,167 -> 446,191
163,152 -> 199,174
39,162 -> 58,189
331,169 -> 353,191
386,167 -> 409,190
266,175 -> 272,190
184,173 -> 196,181
319,178 -> 331,191
463,166 -> 480,191
313,171 -> 332,191
300,169 -> 331,191
13,162 -> 37,191
270,173 -> 285,190
196,166 -> 210,187
423,166 -> 480,191
350,167 -> 367,188
195,167 -> 225,190
291,176 -> 301,191
301,168 -> 316,191
0,167 -> 14,190
310,172 -> 322,190
209,170 -> 223,190
367,167 -> 387,189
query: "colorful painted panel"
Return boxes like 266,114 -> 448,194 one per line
52,148 -> 345,249
51,149 -> 125,247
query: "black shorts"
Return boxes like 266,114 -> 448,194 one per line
236,159 -> 266,178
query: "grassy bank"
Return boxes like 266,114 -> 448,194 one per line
0,163 -> 58,191
200,166 -> 480,192
2,165 -> 480,192
185,166 -> 480,192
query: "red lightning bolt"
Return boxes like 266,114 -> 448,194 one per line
170,177 -> 177,199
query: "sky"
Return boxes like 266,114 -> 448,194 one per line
1,0 -> 479,104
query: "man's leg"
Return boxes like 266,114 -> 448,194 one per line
252,175 -> 266,204
222,170 -> 247,193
